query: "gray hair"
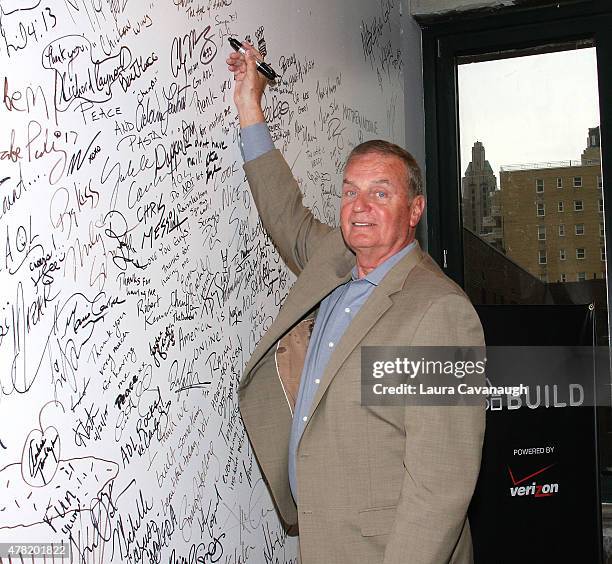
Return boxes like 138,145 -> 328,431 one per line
344,140 -> 424,199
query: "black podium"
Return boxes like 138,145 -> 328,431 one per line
469,305 -> 603,564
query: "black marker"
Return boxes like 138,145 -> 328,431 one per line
228,37 -> 279,81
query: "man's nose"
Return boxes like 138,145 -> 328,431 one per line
353,192 -> 370,212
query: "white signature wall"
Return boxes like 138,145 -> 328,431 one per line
0,0 -> 404,561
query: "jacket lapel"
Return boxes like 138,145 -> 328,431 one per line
306,243 -> 425,419
240,233 -> 354,388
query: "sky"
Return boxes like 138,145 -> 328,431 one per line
458,47 -> 601,183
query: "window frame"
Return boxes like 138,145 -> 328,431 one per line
421,1 -> 612,294
537,225 -> 546,240
538,249 -> 547,264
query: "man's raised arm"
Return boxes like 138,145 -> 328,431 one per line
227,43 -> 333,274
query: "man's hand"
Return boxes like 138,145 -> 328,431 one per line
226,41 -> 268,127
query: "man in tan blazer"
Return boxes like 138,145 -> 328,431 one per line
228,46 -> 485,564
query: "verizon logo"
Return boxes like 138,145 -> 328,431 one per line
508,464 -> 559,498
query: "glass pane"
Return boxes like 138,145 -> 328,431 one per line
458,47 -> 605,335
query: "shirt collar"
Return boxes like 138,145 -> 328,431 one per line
351,241 -> 417,285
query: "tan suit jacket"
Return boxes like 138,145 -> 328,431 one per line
238,150 -> 485,564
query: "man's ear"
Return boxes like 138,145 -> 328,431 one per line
409,195 -> 426,228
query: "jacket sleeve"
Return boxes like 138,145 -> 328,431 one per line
243,149 -> 334,275
383,293 -> 486,564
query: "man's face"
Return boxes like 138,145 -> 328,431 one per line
340,153 -> 424,270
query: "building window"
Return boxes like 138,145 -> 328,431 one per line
558,201 -> 564,212
539,274 -> 548,283
559,224 -> 565,236
573,176 -> 582,188
560,273 -> 567,282
575,223 -> 584,236
601,247 -> 606,262
538,250 -> 547,264
536,179 -> 544,193
577,272 -> 586,282
556,177 -> 563,189
598,176 -> 603,189
576,248 -> 585,260
600,223 -> 605,238
599,199 -> 604,213
537,225 -> 546,240
537,202 -> 545,216
574,200 -> 583,212
559,249 -> 566,260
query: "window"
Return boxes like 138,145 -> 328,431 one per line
537,202 -> 545,216
558,201 -> 564,212
538,249 -> 547,264
559,224 -> 565,236
540,274 -> 548,282
598,176 -> 603,189
537,225 -> 546,240
576,248 -> 585,260
574,200 -> 583,211
577,272 -> 586,282
599,199 -> 604,212
536,179 -> 544,193
559,249 -> 566,260
573,176 -> 582,188
601,223 -> 605,238
602,247 -> 606,262
575,223 -> 585,235
426,5 -> 611,538
557,177 -> 563,189
560,273 -> 567,282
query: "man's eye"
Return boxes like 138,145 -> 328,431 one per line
376,191 -> 387,198
343,190 -> 356,198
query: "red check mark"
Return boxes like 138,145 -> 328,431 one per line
508,464 -> 555,486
